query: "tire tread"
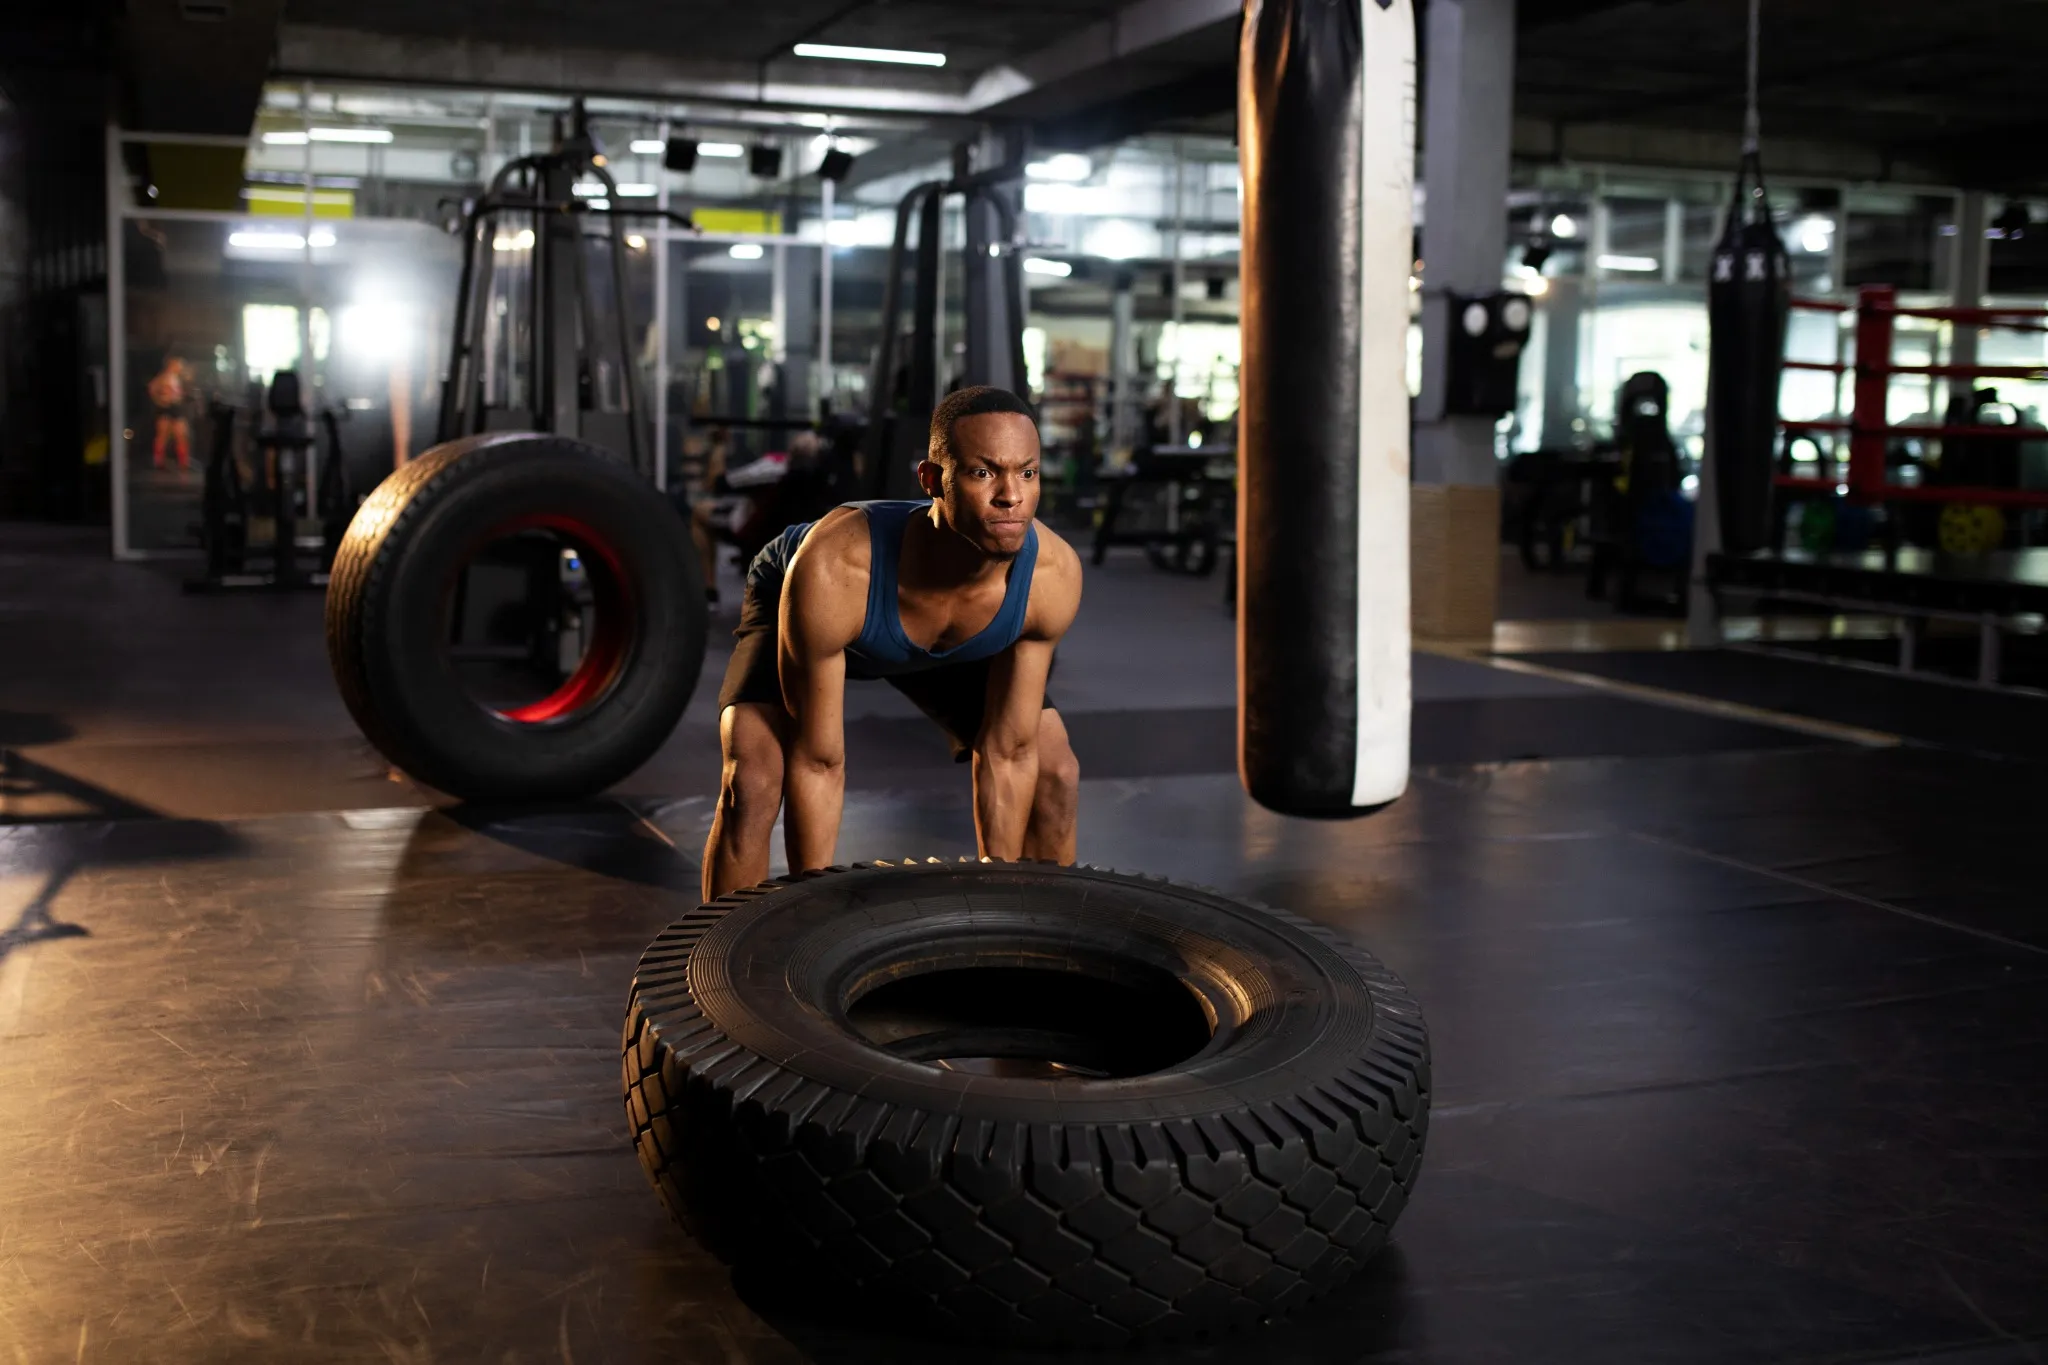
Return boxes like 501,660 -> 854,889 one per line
621,863 -> 1429,1347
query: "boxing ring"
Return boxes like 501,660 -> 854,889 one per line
1708,284 -> 2048,686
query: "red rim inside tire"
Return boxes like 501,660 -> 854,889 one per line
459,514 -> 636,726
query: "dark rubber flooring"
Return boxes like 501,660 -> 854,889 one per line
1516,647 -> 2048,762
3,525 -> 2044,1361
679,696 -> 1828,794
3,745 -> 2044,1363
0,526 -> 1827,819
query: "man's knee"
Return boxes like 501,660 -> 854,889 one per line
720,759 -> 780,819
1035,714 -> 1080,805
718,708 -> 786,823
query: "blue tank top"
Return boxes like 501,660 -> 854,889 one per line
756,500 -> 1039,677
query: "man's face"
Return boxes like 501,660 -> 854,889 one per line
921,411 -> 1041,558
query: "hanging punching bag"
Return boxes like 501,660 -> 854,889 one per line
1707,152 -> 1790,557
1238,0 -> 1415,817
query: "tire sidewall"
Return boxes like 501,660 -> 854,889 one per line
674,864 -> 1405,1125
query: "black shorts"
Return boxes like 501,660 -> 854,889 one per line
714,547 -> 1055,763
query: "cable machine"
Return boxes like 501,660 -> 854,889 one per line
862,147 -> 1030,499
438,99 -> 695,479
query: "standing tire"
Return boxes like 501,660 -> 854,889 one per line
622,860 -> 1430,1346
326,433 -> 705,802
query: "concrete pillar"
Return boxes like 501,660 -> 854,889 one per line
1413,0 -> 1516,639
780,237 -> 819,421
1949,191 -> 1989,413
1662,199 -> 1684,285
1538,275 -> 1584,449
1108,270 -> 1138,454
818,177 -> 835,408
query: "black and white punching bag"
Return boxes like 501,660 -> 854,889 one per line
1238,0 -> 1415,817
1707,153 -> 1789,557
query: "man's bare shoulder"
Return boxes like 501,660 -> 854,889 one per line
787,506 -> 871,586
1033,521 -> 1082,585
782,506 -> 871,647
1025,521 -> 1083,638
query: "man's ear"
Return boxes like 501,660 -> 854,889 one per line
915,459 -> 944,498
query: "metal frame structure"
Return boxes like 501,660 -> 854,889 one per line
863,159 -> 1028,500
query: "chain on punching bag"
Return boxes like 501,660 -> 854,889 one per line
1707,0 -> 1791,556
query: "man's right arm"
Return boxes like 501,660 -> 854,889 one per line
777,515 -> 865,874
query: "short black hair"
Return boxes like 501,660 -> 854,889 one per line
927,385 -> 1037,467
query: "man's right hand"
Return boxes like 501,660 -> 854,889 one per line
777,509 -> 868,874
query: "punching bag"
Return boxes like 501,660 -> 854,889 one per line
1238,0 -> 1414,817
1706,151 -> 1789,557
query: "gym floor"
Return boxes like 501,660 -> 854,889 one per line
3,525 -> 2044,1362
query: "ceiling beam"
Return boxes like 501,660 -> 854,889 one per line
965,0 -> 1239,118
1511,115 -> 1954,187
837,135 -> 955,192
274,24 -> 972,116
1033,64 -> 1236,150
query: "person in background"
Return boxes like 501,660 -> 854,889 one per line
147,355 -> 193,471
688,427 -> 736,606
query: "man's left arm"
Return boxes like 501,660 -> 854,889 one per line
972,534 -> 1080,859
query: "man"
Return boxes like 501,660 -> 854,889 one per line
703,386 -> 1082,900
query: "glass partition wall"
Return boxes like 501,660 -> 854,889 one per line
107,78 -> 2012,557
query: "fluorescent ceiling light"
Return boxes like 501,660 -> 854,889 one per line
613,183 -> 657,197
1026,154 -> 1091,182
229,229 -> 336,250
629,139 -> 665,155
307,127 -> 393,143
797,112 -> 834,128
572,183 -> 607,196
1023,257 -> 1073,278
697,142 -> 745,158
729,243 -> 765,260
1597,253 -> 1659,272
792,42 -> 945,67
262,130 -> 309,146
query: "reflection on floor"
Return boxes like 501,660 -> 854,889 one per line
1486,612 -> 1909,656
2,524 -> 2044,1361
0,525 -> 1895,820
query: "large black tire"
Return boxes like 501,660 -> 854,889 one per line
622,860 -> 1429,1346
326,433 -> 705,802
